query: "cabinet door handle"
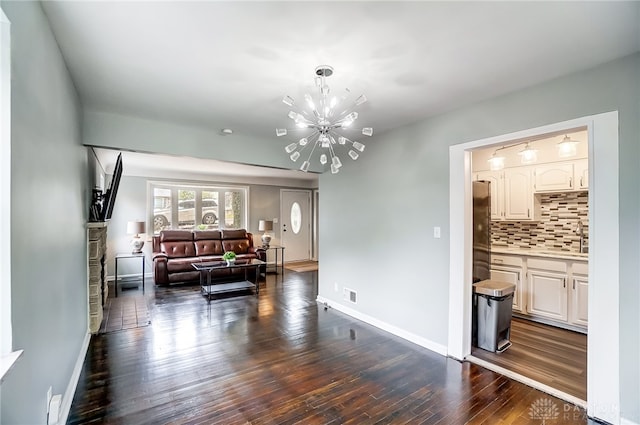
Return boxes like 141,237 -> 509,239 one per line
494,258 -> 503,263
569,177 -> 573,188
580,177 -> 583,187
563,278 -> 566,288
527,209 -> 530,218
573,280 -> 575,290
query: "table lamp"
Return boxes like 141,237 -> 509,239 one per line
127,221 -> 146,253
258,220 -> 273,247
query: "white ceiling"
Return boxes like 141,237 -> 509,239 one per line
42,1 -> 639,177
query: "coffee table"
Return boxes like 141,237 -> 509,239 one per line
192,259 -> 265,302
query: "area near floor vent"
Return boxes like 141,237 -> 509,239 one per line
343,288 -> 357,303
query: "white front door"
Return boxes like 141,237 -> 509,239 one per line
280,189 -> 311,262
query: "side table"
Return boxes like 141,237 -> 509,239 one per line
261,245 -> 285,274
114,252 -> 145,297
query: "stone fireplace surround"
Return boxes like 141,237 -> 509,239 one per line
87,222 -> 108,333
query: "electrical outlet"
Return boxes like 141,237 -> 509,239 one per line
433,226 -> 441,238
47,386 -> 52,413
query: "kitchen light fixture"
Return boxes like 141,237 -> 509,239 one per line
277,65 -> 372,174
487,151 -> 506,171
557,134 -> 579,158
517,142 -> 537,164
127,221 -> 146,254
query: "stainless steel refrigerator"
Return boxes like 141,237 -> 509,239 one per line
472,181 -> 491,283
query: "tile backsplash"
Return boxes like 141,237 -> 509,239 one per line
491,191 -> 589,252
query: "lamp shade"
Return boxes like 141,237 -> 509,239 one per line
258,220 -> 273,232
127,221 -> 146,235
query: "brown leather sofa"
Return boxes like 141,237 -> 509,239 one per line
152,229 -> 265,285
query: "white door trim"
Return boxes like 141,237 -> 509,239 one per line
448,112 -> 620,424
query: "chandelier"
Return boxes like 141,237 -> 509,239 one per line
276,65 -> 373,174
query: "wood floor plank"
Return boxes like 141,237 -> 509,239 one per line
68,272 -> 596,424
471,317 -> 587,400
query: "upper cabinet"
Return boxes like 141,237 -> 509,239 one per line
534,163 -> 574,192
476,168 -> 538,221
575,159 -> 589,190
533,159 -> 589,193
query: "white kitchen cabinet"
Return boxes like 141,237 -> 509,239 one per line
503,168 -> 535,220
527,269 -> 569,322
476,170 -> 504,220
575,159 -> 589,190
490,254 -> 523,313
534,163 -> 574,192
569,261 -> 589,328
477,168 -> 536,221
490,267 -> 522,313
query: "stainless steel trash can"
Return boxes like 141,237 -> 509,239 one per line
473,280 -> 516,353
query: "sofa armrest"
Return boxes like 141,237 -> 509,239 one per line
250,247 -> 267,262
152,253 -> 169,285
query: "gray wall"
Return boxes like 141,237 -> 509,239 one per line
319,53 -> 640,422
0,1 -> 89,424
105,175 -> 309,277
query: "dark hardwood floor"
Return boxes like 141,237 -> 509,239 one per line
471,317 -> 587,401
68,271 -> 597,424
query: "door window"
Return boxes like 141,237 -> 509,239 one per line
291,202 -> 302,234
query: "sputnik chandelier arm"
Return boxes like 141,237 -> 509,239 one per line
276,65 -> 373,174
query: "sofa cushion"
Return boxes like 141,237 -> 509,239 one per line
194,240 -> 224,256
160,230 -> 194,242
162,242 -> 197,259
194,230 -> 222,240
221,229 -> 247,240
222,239 -> 249,254
167,257 -> 200,273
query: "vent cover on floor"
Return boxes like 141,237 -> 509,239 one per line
343,288 -> 357,304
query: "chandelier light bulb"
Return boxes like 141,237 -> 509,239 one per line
330,164 -> 340,174
352,141 -> 365,152
285,142 -> 297,153
300,161 -> 310,172
332,156 -> 342,169
276,128 -> 287,137
362,128 -> 373,136
355,94 -> 367,106
282,96 -> 294,106
320,154 -> 327,165
338,137 -> 347,145
304,94 -> 316,112
287,111 -> 297,120
348,150 -> 359,160
298,138 -> 308,146
290,151 -> 300,162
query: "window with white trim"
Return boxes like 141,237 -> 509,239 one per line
149,182 -> 248,234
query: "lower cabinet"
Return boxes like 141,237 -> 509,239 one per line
527,269 -> 568,322
569,262 -> 589,328
491,253 -> 587,331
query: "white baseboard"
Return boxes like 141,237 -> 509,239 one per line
621,418 -> 640,425
316,295 -> 448,356
58,332 -> 90,425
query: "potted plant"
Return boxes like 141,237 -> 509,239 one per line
222,251 -> 236,266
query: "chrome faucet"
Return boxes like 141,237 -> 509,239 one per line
576,220 -> 586,253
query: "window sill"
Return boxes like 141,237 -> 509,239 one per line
0,350 -> 23,383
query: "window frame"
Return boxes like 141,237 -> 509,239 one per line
147,181 -> 249,234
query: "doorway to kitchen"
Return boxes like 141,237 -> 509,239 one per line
447,112 -> 620,424
468,129 -> 589,401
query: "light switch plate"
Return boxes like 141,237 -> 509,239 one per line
434,227 -> 441,238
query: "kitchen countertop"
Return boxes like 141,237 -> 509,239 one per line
492,246 -> 588,261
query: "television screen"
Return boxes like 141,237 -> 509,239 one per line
101,153 -> 123,221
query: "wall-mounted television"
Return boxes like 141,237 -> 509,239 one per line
100,152 -> 123,221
